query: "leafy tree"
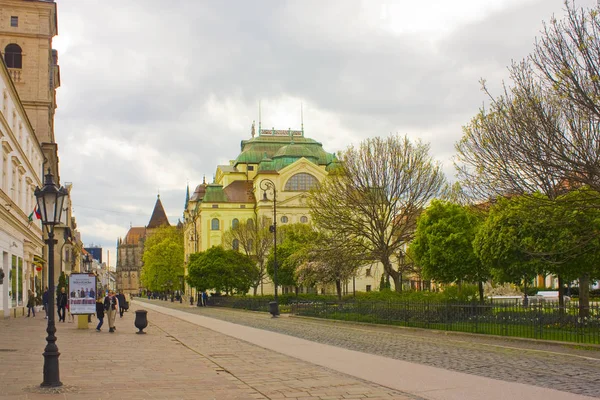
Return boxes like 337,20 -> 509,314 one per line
411,200 -> 489,302
57,272 -> 68,296
473,197 -> 544,293
187,246 -> 258,295
266,223 -> 318,290
223,217 -> 272,295
141,226 -> 184,292
309,135 -> 445,292
474,191 -> 600,314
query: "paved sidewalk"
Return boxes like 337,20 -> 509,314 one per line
137,300 -> 599,400
0,305 -> 416,399
138,298 -> 600,398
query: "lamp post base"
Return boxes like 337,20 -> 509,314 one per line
41,350 -> 62,388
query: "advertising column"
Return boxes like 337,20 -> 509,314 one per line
68,274 -> 97,316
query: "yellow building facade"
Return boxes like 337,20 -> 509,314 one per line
183,124 -> 339,294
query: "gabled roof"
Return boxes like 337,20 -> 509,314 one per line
147,195 -> 170,229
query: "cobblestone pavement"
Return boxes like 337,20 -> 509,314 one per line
138,299 -> 600,398
0,308 -> 417,400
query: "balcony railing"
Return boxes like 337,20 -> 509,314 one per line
8,68 -> 22,83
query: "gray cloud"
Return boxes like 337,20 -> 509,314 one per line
52,0 -> 598,265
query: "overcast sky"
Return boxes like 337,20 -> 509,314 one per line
52,0 -> 597,268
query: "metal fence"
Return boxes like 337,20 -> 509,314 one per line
290,301 -> 600,344
209,296 -> 600,344
208,296 -> 273,312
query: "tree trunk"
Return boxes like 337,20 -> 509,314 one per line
252,285 -> 258,296
382,257 -> 401,292
579,273 -> 590,318
478,281 -> 484,303
557,275 -> 564,310
335,279 -> 342,300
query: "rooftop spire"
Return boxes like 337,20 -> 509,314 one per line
185,182 -> 190,210
147,195 -> 170,229
258,101 -> 262,135
301,102 -> 304,135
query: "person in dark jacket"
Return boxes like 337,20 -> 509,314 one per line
95,296 -> 105,331
57,287 -> 67,322
117,291 -> 126,318
42,287 -> 49,319
26,289 -> 36,317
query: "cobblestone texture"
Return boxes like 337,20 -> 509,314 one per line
139,299 -> 600,398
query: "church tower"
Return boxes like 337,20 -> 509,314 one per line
0,0 -> 60,173
116,195 -> 171,295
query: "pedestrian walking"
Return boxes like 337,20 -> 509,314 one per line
26,289 -> 36,317
57,287 -> 67,322
42,287 -> 49,319
117,291 -> 126,318
104,290 -> 119,333
95,296 -> 105,331
190,295 -> 194,306
202,291 -> 208,307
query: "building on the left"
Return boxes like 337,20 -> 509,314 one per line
0,49 -> 45,317
0,0 -> 82,318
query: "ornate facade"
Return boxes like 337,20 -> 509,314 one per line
116,196 -> 170,295
183,122 -> 339,295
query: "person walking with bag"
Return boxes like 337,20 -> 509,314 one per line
104,290 -> 119,333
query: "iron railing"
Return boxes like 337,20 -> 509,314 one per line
291,301 -> 600,344
209,297 -> 600,344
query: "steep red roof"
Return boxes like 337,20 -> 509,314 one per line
223,181 -> 255,203
147,195 -> 170,229
124,227 -> 146,245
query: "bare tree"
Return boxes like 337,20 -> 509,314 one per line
294,233 -> 364,299
308,135 -> 445,292
223,217 -> 272,295
455,1 -> 600,310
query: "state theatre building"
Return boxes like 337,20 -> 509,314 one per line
183,123 -> 338,295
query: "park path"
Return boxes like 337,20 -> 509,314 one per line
137,298 -> 600,399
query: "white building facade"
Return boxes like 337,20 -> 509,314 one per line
0,57 -> 44,318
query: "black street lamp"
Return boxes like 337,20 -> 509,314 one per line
34,169 -> 68,388
83,253 -> 92,273
260,178 -> 279,317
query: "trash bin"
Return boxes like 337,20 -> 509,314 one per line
269,301 -> 279,317
134,309 -> 148,334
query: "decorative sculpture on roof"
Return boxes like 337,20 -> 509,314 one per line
251,121 -> 256,138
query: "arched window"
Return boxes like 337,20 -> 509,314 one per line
280,216 -> 288,223
232,218 -> 239,229
300,216 -> 308,223
4,44 -> 22,69
247,219 -> 254,229
232,239 -> 239,251
248,239 -> 254,250
284,173 -> 318,191
211,218 -> 220,230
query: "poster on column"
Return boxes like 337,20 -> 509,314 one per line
68,273 -> 97,315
